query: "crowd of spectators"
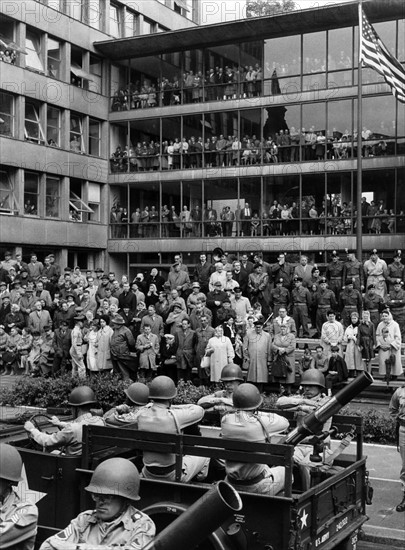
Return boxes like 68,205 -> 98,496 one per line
110,199 -> 405,239
111,65 -> 264,112
0,248 -> 403,391
110,127 -> 391,173
0,48 -> 16,64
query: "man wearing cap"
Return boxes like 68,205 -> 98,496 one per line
19,286 -> 36,319
206,281 -> 228,326
387,251 -> 405,293
95,274 -> 111,305
339,279 -> 362,328
269,278 -> 290,317
189,300 -> 213,331
52,320 -> 72,376
110,314 -> 136,380
232,260 -> 249,296
1,251 -> 17,273
313,277 -> 337,336
343,250 -> 364,292
0,444 -> 38,550
174,318 -> 197,381
243,319 -> 271,388
40,458 -> 154,550
325,250 -> 344,298
387,280 -> 405,340
27,300 -> 52,334
208,262 -> 227,292
363,249 -> 388,299
165,301 -> 189,336
363,283 -> 386,329
193,253 -> 213,295
230,287 -> 251,320
186,282 -> 204,312
291,276 -> 312,337
9,279 -> 22,305
271,253 -> 294,290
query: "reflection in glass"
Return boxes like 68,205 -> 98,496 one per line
327,100 -> 353,160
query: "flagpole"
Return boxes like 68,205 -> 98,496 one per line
356,0 -> 363,262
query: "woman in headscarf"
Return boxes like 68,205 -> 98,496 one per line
343,311 -> 363,377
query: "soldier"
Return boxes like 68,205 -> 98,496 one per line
195,315 -> 215,383
104,382 -> 150,426
325,250 -> 344,298
269,278 -> 290,317
387,251 -> 405,293
343,249 -> 364,292
291,276 -> 311,337
0,444 -> 38,550
198,363 -> 243,413
389,385 -> 405,513
387,279 -> 405,340
137,376 -> 210,482
363,283 -> 386,329
363,249 -> 388,299
339,279 -> 362,328
40,458 -> 155,550
24,386 -> 104,455
313,277 -> 337,336
221,383 -> 289,495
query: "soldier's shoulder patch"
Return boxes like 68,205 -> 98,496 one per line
56,524 -> 73,540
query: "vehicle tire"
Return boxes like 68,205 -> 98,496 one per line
334,529 -> 359,550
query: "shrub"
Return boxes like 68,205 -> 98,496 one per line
341,405 -> 396,444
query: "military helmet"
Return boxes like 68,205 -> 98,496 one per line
233,383 -> 263,411
301,370 -> 325,389
220,363 -> 244,382
149,375 -> 177,400
0,443 -> 23,483
125,382 -> 149,406
85,458 -> 140,501
67,386 -> 98,406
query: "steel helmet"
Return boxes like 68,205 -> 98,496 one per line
233,383 -> 263,411
68,386 -> 98,406
125,382 -> 149,406
85,458 -> 140,501
220,363 -> 243,382
0,443 -> 23,483
301,370 -> 325,389
149,375 -> 177,400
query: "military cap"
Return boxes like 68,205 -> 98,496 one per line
345,278 -> 354,286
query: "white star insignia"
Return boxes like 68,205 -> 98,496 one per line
300,508 -> 309,528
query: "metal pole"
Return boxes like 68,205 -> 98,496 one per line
356,0 -> 363,261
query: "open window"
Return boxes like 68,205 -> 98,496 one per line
70,113 -> 84,153
24,172 -> 39,216
0,92 -> 14,136
69,179 -> 94,223
0,169 -> 18,214
47,106 -> 61,147
25,27 -> 44,73
47,36 -> 61,79
25,101 -> 46,145
45,176 -> 60,218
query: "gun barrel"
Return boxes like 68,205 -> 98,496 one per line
284,371 -> 373,446
142,481 -> 242,550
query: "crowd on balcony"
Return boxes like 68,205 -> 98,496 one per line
110,199 -> 405,240
0,49 -> 16,64
0,249 -> 403,390
110,127 -> 390,173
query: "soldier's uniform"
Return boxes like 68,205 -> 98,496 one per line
269,281 -> 290,317
363,287 -> 386,328
291,279 -> 312,337
339,284 -> 362,328
387,255 -> 405,292
343,256 -> 364,291
198,389 -> 234,413
0,489 -> 38,550
387,282 -> 405,340
389,386 -> 405,512
221,409 -> 289,495
40,505 -> 155,550
363,252 -> 388,299
313,280 -> 337,334
325,253 -> 344,298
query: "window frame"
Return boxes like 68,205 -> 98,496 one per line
47,36 -> 61,79
0,91 -> 14,137
70,113 -> 85,153
25,101 -> 46,145
46,105 -> 61,147
89,118 -> 101,156
24,171 -> 40,216
25,27 -> 44,73
45,176 -> 61,218
0,169 -> 18,214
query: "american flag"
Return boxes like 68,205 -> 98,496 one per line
360,9 -> 405,103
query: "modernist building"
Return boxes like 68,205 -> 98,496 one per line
0,0 -> 404,277
0,0 -> 196,269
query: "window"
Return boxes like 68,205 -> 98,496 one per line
70,45 -> 85,87
47,0 -> 63,11
0,169 -> 18,213
45,177 -> 60,218
89,54 -> 102,93
0,92 -> 14,136
124,8 -> 139,37
143,19 -> 155,35
24,172 -> 39,216
89,118 -> 101,156
25,101 -> 46,144
0,14 -> 17,65
88,183 -> 101,222
47,106 -> 61,147
110,3 -> 121,38
25,28 -> 44,72
69,179 -> 94,222
70,113 -> 84,153
87,0 -> 101,30
47,37 -> 61,79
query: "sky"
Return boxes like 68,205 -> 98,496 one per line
199,0 -> 354,24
